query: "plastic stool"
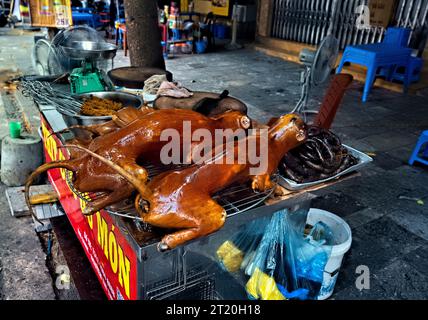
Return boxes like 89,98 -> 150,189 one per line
409,130 -> 428,166
336,44 -> 412,102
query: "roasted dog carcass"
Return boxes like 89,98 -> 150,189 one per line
26,109 -> 251,216
73,114 -> 306,250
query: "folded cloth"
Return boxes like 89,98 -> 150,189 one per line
157,81 -> 193,98
143,74 -> 167,95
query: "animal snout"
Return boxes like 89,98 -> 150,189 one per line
289,114 -> 307,142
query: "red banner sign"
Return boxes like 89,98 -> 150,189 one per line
40,115 -> 137,300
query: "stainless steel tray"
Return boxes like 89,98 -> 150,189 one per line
278,144 -> 373,191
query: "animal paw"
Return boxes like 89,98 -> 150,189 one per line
157,242 -> 170,252
251,175 -> 273,192
82,205 -> 97,216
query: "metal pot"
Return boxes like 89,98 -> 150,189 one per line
59,91 -> 144,127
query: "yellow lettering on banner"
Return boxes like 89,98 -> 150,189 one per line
109,231 -> 118,273
118,246 -> 131,299
79,198 -> 86,212
87,214 -> 93,230
96,212 -> 109,259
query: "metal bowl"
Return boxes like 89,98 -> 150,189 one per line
60,41 -> 117,60
59,91 -> 144,127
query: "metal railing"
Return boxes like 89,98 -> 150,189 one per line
271,0 -> 428,50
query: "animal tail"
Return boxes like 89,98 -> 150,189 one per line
25,160 -> 77,225
48,125 -> 100,139
62,144 -> 153,205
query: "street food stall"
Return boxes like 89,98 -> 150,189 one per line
37,105 -> 366,300
19,26 -> 372,301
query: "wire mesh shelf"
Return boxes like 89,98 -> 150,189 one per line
65,163 -> 277,221
146,268 -> 218,300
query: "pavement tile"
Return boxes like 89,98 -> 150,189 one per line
371,152 -> 405,171
311,191 -> 367,218
333,259 -> 428,300
345,208 -> 385,230
389,207 -> 428,241
402,247 -> 428,278
333,216 -> 427,292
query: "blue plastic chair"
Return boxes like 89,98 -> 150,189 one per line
409,131 -> 428,166
378,28 -> 424,85
337,27 -> 414,102
383,27 -> 411,46
384,56 -> 424,84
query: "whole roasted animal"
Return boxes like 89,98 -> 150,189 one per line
25,109 -> 251,216
280,126 -> 359,183
71,114 -> 306,250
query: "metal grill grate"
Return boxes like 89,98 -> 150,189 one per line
213,177 -> 277,217
65,162 -> 276,221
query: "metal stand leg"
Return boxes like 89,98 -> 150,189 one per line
363,66 -> 376,103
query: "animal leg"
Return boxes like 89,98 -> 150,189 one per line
25,160 -> 79,223
251,174 -> 274,192
159,228 -> 203,251
51,124 -> 107,138
63,144 -> 152,200
82,184 -> 135,215
146,197 -> 226,250
117,160 -> 149,182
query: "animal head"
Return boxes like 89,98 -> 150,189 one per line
211,110 -> 251,130
268,113 -> 307,146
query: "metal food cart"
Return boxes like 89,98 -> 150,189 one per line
38,103 -> 363,300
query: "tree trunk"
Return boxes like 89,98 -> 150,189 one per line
124,0 -> 165,70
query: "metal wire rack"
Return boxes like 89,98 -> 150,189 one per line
144,247 -> 221,300
64,164 -> 277,221
18,80 -> 82,115
146,268 -> 218,300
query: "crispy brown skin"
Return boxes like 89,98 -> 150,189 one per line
25,108 -> 250,216
79,114 -> 306,250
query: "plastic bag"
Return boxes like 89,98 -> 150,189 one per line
245,208 -> 332,300
217,217 -> 270,273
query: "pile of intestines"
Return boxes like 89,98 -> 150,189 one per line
280,126 -> 359,183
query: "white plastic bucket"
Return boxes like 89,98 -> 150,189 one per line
306,208 -> 352,300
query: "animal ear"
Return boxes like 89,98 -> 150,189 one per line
240,116 -> 251,129
296,129 -> 306,142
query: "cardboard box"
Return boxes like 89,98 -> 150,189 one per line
369,0 -> 397,28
